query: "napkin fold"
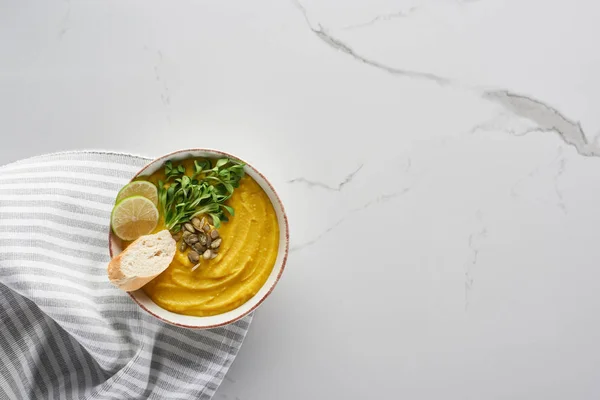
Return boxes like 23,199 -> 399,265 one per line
0,151 -> 251,400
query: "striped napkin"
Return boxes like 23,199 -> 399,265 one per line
0,151 -> 251,400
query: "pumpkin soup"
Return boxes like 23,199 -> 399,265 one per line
129,158 -> 279,316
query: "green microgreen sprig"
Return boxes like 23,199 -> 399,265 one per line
157,158 -> 245,232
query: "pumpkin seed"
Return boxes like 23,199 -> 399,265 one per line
185,234 -> 199,245
179,241 -> 187,252
192,217 -> 202,231
171,231 -> 182,242
200,217 -> 207,228
188,251 -> 200,263
192,243 -> 206,253
210,230 -> 219,239
184,223 -> 195,233
198,233 -> 208,246
203,223 -> 211,233
210,238 -> 222,249
206,235 -> 212,247
202,249 -> 213,260
210,252 -> 218,260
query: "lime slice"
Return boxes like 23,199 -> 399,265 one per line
111,196 -> 159,241
115,180 -> 158,206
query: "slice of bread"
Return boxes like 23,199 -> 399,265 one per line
108,229 -> 176,292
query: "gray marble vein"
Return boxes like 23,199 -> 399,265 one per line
155,51 -> 171,106
511,150 -> 568,213
58,0 -> 71,39
292,0 -> 599,158
468,115 -> 541,137
292,0 -> 452,86
290,217 -> 346,253
464,211 -> 487,311
482,91 -> 600,157
554,156 -> 567,214
290,187 -> 412,252
287,164 -> 363,191
342,0 -> 480,31
342,7 -> 419,31
351,187 -> 411,212
147,49 -> 172,125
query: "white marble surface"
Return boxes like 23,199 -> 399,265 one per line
2,0 -> 600,399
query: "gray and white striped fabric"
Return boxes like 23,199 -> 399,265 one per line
0,151 -> 252,400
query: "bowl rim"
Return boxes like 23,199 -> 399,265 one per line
108,148 -> 290,329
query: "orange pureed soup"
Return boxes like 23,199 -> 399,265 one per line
136,159 -> 279,317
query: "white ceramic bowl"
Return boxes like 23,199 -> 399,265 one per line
109,149 -> 289,329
